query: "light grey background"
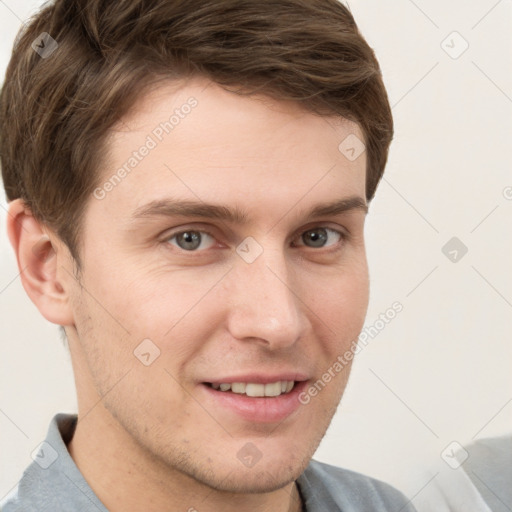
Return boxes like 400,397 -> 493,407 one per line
1,0 -> 511,505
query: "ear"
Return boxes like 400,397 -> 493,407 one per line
6,198 -> 75,326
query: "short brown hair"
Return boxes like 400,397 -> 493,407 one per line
0,0 -> 393,268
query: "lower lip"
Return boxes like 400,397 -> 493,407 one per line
199,381 -> 308,424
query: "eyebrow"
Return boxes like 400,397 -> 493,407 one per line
130,195 -> 368,224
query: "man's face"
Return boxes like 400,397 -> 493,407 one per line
65,78 -> 369,492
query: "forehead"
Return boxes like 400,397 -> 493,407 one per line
92,77 -> 366,225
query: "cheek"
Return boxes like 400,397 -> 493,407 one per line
116,266 -> 231,343
307,261 -> 369,334
84,266 -> 234,388
69,290 -> 134,399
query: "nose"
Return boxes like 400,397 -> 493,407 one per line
224,246 -> 309,350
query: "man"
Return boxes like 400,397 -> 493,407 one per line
0,0 -> 416,510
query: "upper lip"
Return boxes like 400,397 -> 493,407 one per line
204,372 -> 310,385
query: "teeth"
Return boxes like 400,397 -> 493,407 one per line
231,382 -> 246,394
212,380 -> 296,397
246,383 -> 265,397
264,382 -> 282,397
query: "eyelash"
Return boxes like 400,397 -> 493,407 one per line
161,225 -> 349,254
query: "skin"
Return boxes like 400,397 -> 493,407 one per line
8,77 -> 370,512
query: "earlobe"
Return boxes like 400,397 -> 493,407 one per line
6,198 -> 75,326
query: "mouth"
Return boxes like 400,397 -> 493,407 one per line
204,380 -> 297,397
199,379 -> 308,423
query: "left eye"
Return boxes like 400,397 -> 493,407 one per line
295,227 -> 343,248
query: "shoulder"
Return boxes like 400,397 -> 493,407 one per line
462,435 -> 512,511
1,413 -> 106,512
0,471 -> 45,512
297,459 -> 416,511
464,435 -> 512,466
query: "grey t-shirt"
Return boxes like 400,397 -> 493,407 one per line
1,413 -> 416,511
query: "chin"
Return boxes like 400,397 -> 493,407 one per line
203,462 -> 304,494
169,445 -> 311,495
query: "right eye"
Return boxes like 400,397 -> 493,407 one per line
164,230 -> 217,252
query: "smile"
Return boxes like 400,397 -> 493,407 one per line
206,380 -> 296,397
